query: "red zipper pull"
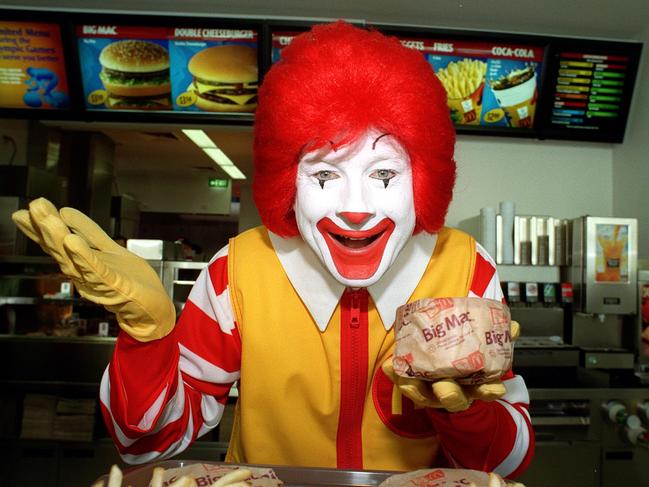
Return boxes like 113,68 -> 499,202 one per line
349,290 -> 361,328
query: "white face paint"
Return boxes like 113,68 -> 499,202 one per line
294,129 -> 416,287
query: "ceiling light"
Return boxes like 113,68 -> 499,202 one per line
182,129 -> 216,148
203,147 -> 235,166
220,164 -> 247,180
202,147 -> 247,180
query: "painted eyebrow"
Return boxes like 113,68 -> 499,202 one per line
372,133 -> 392,150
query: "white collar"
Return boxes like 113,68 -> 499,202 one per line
268,230 -> 437,332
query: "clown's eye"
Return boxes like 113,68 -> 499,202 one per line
370,169 -> 397,188
314,170 -> 340,189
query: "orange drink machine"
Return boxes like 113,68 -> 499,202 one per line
566,217 -> 638,370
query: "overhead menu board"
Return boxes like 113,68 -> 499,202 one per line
76,24 -> 258,113
0,21 -> 70,109
398,37 -> 545,129
0,10 -> 641,143
543,49 -> 638,140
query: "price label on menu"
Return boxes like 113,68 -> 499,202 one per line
550,51 -> 631,131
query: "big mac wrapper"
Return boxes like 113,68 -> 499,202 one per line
379,468 -> 523,487
393,297 -> 513,385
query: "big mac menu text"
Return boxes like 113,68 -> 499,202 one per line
400,37 -> 545,128
0,21 -> 70,109
76,24 -> 258,113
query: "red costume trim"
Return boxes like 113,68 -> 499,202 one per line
337,288 -> 369,469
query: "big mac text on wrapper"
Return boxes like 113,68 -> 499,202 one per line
393,297 -> 513,385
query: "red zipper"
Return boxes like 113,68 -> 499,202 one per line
336,288 -> 369,469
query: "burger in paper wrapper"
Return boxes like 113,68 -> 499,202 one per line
378,468 -> 524,487
393,297 -> 513,385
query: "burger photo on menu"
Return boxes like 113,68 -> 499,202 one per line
186,45 -> 258,112
98,40 -> 171,109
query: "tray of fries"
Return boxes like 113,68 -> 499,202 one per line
92,460 -> 395,487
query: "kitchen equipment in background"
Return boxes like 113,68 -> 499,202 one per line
513,216 -> 569,266
637,270 -> 649,383
111,194 -> 140,239
160,260 -> 207,314
506,278 -> 579,370
567,217 -> 637,315
499,200 -> 515,264
0,165 -> 62,204
474,203 -> 569,267
0,165 -> 63,256
127,239 -> 182,261
564,217 -> 638,372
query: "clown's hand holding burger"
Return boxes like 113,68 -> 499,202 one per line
12,22 -> 533,479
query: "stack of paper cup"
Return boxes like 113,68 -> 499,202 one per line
480,207 -> 496,259
499,201 -> 515,264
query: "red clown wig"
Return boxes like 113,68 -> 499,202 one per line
253,21 -> 456,237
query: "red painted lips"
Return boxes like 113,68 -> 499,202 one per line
316,217 -> 395,280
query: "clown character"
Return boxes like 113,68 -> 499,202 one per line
12,22 -> 533,478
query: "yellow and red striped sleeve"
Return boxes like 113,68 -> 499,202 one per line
427,242 -> 534,479
99,245 -> 241,464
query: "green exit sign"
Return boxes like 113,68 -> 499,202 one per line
208,178 -> 229,188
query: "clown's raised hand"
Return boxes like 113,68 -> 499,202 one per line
12,198 -> 175,342
382,321 -> 520,412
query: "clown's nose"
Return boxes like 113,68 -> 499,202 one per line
339,212 -> 372,226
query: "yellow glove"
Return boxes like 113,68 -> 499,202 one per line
382,321 -> 520,413
12,198 -> 176,342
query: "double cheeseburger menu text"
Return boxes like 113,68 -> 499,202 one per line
400,37 -> 544,128
77,25 -> 171,110
76,24 -> 258,113
0,21 -> 70,109
169,28 -> 257,113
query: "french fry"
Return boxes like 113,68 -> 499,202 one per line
168,476 -> 198,487
488,473 -> 502,487
90,481 -> 104,487
150,467 -> 165,487
107,465 -> 123,487
213,468 -> 253,487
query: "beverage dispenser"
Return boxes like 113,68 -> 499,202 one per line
565,217 -> 638,371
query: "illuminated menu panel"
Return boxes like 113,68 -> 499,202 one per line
77,25 -> 172,110
0,21 -> 70,109
399,37 -> 545,128
76,24 -> 258,113
271,31 -> 302,62
168,28 -> 257,113
551,52 -> 631,131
